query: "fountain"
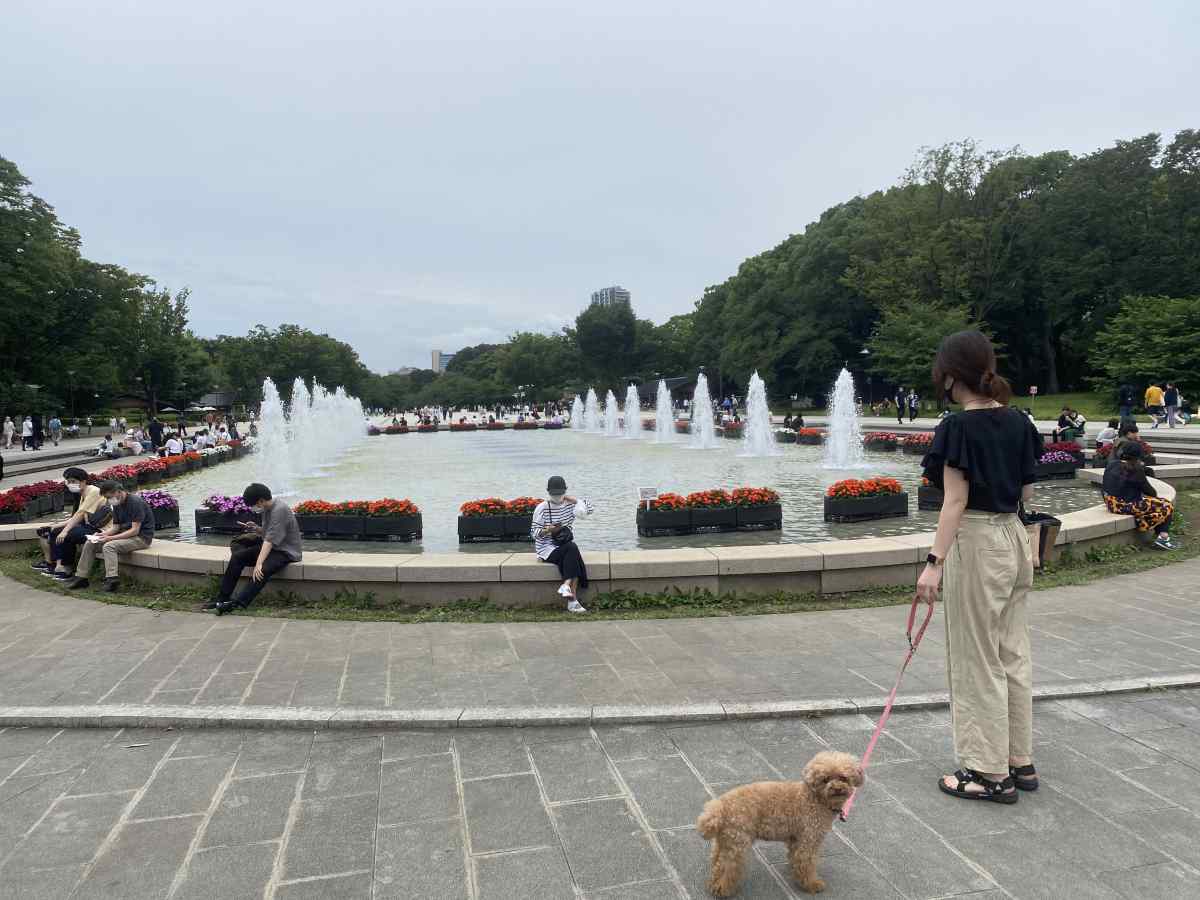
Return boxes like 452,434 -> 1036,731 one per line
584,388 -> 601,433
254,377 -> 368,494
823,368 -> 867,469
603,390 -> 621,437
623,384 -> 641,439
690,373 -> 718,449
654,380 -> 674,443
571,395 -> 585,429
740,371 -> 779,457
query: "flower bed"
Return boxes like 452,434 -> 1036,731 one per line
142,489 -> 180,530
513,421 -> 540,430
917,477 -> 943,511
824,477 -> 908,522
674,420 -> 691,434
643,419 -> 656,431
416,424 -> 438,433
458,497 -> 538,543
795,428 -> 825,445
1043,440 -> 1085,466
636,492 -> 692,536
730,487 -> 782,530
384,425 -> 408,435
720,422 -> 744,438
637,487 -> 783,536
862,432 -> 900,451
291,498 -> 422,540
901,433 -> 934,455
1093,440 -> 1156,467
486,422 -> 507,430
774,429 -> 797,444
449,423 -> 478,432
195,494 -> 261,534
543,421 -> 564,430
1035,450 -> 1079,481
368,426 -> 381,436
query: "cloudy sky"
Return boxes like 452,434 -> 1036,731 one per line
5,1 -> 1196,372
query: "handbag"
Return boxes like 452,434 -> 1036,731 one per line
552,525 -> 574,545
1018,504 -> 1061,570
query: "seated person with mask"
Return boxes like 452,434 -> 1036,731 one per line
67,480 -> 155,592
32,468 -> 112,579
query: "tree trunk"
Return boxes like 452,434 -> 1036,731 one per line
1040,323 -> 1060,394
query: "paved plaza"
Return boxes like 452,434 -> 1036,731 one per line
2,689 -> 1200,899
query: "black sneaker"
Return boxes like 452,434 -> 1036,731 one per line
102,577 -> 120,593
52,571 -> 76,581
31,561 -> 52,572
67,577 -> 89,590
201,598 -> 225,611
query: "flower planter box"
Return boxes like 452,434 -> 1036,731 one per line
543,422 -> 564,430
416,426 -> 438,434
194,508 -> 261,534
636,507 -> 692,536
449,425 -> 478,432
363,514 -> 421,539
863,439 -> 899,452
775,431 -> 797,444
796,433 -> 824,445
296,515 -> 330,535
902,444 -> 930,456
186,458 -> 201,472
324,515 -> 365,536
917,485 -> 943,511
513,423 -> 540,430
51,491 -> 66,512
0,509 -> 30,525
505,514 -> 534,540
824,492 -> 909,523
674,421 -> 691,434
35,495 -> 51,516
1034,461 -> 1077,481
458,516 -> 507,542
690,507 -> 738,531
154,507 -> 180,530
486,423 -> 507,431
736,503 -> 782,530
167,463 -> 187,477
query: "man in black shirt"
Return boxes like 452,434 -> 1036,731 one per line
68,480 -> 155,592
147,416 -> 165,449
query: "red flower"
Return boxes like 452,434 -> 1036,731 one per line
730,487 -> 780,507
826,477 -> 903,499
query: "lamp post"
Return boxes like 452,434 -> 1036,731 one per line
67,369 -> 76,420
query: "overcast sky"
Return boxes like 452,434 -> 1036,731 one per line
4,1 -> 1196,372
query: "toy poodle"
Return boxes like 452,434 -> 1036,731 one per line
696,750 -> 863,896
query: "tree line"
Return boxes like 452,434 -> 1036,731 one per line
4,130 -> 1197,418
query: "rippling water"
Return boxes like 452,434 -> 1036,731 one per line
158,430 -> 1101,553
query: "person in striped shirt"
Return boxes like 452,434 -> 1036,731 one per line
532,475 -> 593,613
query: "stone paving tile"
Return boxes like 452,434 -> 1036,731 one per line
284,793 -> 378,881
462,773 -> 555,854
617,755 -> 713,830
528,736 -> 621,802
202,771 -> 300,847
75,815 -> 201,899
375,818 -> 467,899
553,798 -> 667,891
0,863 -> 86,900
4,790 -> 130,869
302,735 -> 381,798
379,754 -> 458,826
584,882 -> 683,899
132,754 -> 236,820
657,826 -> 791,899
276,872 -> 374,899
173,843 -> 277,900
474,845 -> 575,900
233,730 -> 313,778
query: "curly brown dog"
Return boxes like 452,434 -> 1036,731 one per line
696,751 -> 863,896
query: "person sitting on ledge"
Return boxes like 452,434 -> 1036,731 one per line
210,483 -> 303,615
1095,418 -> 1119,448
1103,442 -> 1175,550
1110,420 -> 1140,460
532,475 -> 593,613
67,479 -> 155,592
96,433 -> 121,459
32,468 -> 111,579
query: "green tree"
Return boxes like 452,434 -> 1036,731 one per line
574,297 -> 636,388
866,300 -> 980,390
1090,295 -> 1200,395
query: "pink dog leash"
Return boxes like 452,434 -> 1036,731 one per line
838,595 -> 935,822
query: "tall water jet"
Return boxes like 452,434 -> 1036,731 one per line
289,378 -> 316,477
823,368 -> 867,469
603,390 -> 621,437
571,395 -> 585,429
690,374 -> 718,449
623,384 -> 641,439
584,389 -> 601,433
654,380 -> 674,443
256,378 -> 291,489
740,371 -> 779,457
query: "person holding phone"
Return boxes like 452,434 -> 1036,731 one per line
209,483 -> 302,614
532,475 -> 593,613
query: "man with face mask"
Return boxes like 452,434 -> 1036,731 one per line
210,483 -> 302,615
68,480 -> 154,592
33,468 -> 110,579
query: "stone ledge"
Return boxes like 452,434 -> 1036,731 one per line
608,548 -> 719,579
708,544 -> 823,575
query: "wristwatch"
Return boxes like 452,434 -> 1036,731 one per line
925,553 -> 943,567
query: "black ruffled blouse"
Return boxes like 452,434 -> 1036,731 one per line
921,408 -> 1041,513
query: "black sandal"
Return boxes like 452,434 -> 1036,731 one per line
1010,764 -> 1039,792
938,769 -> 1018,804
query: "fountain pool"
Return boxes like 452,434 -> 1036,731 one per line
160,429 -> 1100,554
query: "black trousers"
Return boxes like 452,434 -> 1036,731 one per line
545,542 -> 589,589
220,538 -> 293,606
48,523 -> 94,565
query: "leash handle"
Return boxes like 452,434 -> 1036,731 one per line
840,596 -> 933,822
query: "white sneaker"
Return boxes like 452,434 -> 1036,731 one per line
557,583 -> 573,598
566,600 -> 588,613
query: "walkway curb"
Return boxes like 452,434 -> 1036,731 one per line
5,672 -> 1198,730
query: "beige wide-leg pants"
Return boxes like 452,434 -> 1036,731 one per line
943,511 -> 1034,774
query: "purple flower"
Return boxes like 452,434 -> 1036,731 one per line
202,493 -> 253,515
140,489 -> 179,510
1039,450 -> 1076,465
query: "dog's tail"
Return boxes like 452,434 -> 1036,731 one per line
696,798 -> 724,838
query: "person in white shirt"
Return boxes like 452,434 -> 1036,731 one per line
2,416 -> 13,449
531,475 -> 593,613
1095,418 -> 1119,448
21,416 -> 34,450
164,434 -> 184,455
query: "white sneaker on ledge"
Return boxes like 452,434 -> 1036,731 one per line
557,583 -> 573,598
567,600 -> 588,613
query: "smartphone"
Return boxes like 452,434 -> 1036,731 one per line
238,521 -> 256,530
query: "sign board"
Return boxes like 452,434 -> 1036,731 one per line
638,486 -> 658,510
1030,386 -> 1039,396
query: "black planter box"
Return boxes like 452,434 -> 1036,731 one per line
364,514 -> 421,539
636,507 -> 692,536
797,433 -> 824,445
136,469 -> 154,485
1034,461 -> 1077,481
51,491 -> 65,512
505,514 -> 534,540
824,492 -> 909,523
690,507 -> 738,531
154,507 -> 180,530
35,495 -> 51,515
296,515 -> 329,535
775,431 -> 797,444
863,439 -> 899,452
736,504 -> 782,530
458,516 -> 507,542
902,443 -> 931,455
195,508 -> 261,533
324,515 -> 365,536
0,509 -> 30,524
167,463 -> 187,477
917,485 -> 944,511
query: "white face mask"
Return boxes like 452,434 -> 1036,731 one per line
548,495 -> 565,506
67,483 -> 82,494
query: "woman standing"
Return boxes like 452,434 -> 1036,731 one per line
918,330 -> 1041,804
531,475 -> 593,613
2,416 -> 13,449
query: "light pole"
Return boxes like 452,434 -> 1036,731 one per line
67,369 -> 76,420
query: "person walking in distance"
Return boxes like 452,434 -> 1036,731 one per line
918,329 -> 1041,804
2,416 -> 13,449
1144,382 -> 1166,429
894,387 -> 906,425
1163,383 -> 1180,429
907,389 -> 920,422
1117,382 -> 1136,421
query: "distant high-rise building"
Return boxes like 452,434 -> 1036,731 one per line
590,285 -> 631,307
431,350 -> 456,373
